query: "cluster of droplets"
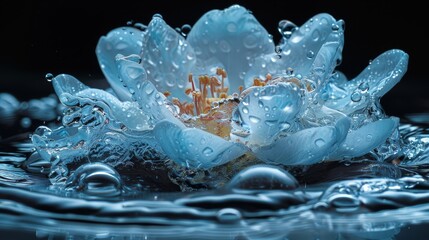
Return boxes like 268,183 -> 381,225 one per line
20,5 -> 412,192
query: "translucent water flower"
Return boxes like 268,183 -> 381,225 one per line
32,5 -> 408,174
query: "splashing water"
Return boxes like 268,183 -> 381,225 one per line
0,4 -> 428,239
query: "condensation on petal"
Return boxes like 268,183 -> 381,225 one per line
75,89 -> 151,131
324,50 -> 408,114
116,55 -> 182,127
141,17 -> 196,101
245,13 -> 344,88
309,41 -> 343,88
282,13 -> 344,75
96,27 -> 145,101
187,5 -> 274,92
230,82 -> 305,147
330,117 -> 399,159
154,120 -> 246,169
345,49 -> 409,98
253,118 -> 350,165
52,74 -> 89,106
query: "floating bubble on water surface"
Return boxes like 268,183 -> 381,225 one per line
228,165 -> 299,190
65,162 -> 123,197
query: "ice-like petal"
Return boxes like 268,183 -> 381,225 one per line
116,55 -> 182,127
281,13 -> 344,75
253,118 -> 350,165
330,117 -> 399,159
153,120 -> 247,169
345,49 -> 408,98
230,82 -> 305,147
187,5 -> 274,92
96,27 -> 145,101
76,89 -> 151,131
324,50 -> 408,114
52,74 -> 151,131
245,13 -> 344,88
141,17 -> 196,101
52,74 -> 89,101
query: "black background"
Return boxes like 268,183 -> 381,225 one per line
0,0 -> 427,116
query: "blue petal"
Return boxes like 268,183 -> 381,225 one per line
96,27 -> 145,101
230,82 -> 305,147
141,17 -> 196,101
52,74 -> 89,105
324,50 -> 408,114
153,120 -> 247,169
253,118 -> 350,165
52,74 -> 151,131
187,5 -> 274,92
245,13 -> 344,88
330,117 -> 399,159
75,89 -> 151,131
345,49 -> 408,98
116,54 -> 181,127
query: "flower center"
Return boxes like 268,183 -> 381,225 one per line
172,68 -> 243,116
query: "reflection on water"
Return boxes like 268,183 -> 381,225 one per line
1,118 -> 429,239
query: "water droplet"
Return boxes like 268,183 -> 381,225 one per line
249,115 -> 261,123
286,67 -> 294,76
152,13 -> 163,19
243,34 -> 257,49
180,24 -> 192,36
242,106 -> 249,114
228,165 -> 299,190
351,91 -> 362,102
278,20 -> 297,39
358,82 -> 369,91
366,134 -> 373,141
65,163 -> 123,197
217,208 -> 242,223
45,73 -> 54,82
275,46 -> 282,54
258,100 -> 264,108
312,29 -> 320,41
279,122 -> 291,131
226,22 -> 237,32
331,23 -> 340,31
328,193 -> 360,212
315,138 -> 326,147
306,50 -> 315,59
219,40 -> 231,53
202,147 -> 213,156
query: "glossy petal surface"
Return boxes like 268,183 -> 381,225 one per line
231,82 -> 305,147
154,120 -> 246,169
330,117 -> 399,159
141,17 -> 196,101
187,5 -> 274,92
245,13 -> 344,88
253,118 -> 349,165
96,27 -> 145,101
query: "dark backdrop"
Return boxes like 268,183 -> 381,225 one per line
0,0 -> 427,116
